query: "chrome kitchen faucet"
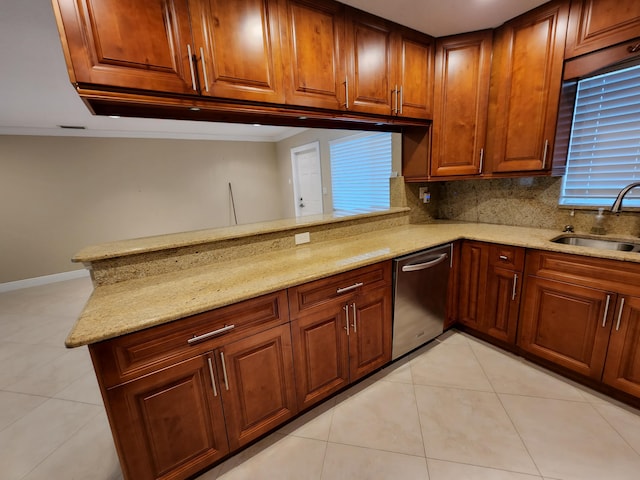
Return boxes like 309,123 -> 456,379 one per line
611,182 -> 640,213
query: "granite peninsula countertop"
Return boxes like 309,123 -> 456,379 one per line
66,222 -> 640,348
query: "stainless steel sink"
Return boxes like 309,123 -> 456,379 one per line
550,234 -> 640,252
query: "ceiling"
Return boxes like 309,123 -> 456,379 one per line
0,0 -> 548,142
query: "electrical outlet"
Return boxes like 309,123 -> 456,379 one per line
294,232 -> 310,245
419,187 -> 430,203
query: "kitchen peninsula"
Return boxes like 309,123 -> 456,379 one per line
68,211 -> 640,348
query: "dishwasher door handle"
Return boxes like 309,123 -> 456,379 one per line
401,253 -> 449,272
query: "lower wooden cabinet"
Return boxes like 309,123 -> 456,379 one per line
101,323 -> 296,480
290,304 -> 350,410
518,250 -> 640,398
104,355 -> 230,480
217,323 -> 298,451
603,296 -> 640,397
457,241 -> 524,344
518,275 -> 613,379
289,262 -> 392,411
348,285 -> 392,381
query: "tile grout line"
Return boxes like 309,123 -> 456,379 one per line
468,338 -> 545,478
590,401 -> 640,459
16,399 -> 104,480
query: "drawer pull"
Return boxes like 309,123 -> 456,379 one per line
602,295 -> 611,328
337,282 -> 364,294
499,255 -> 509,261
616,298 -> 625,331
207,357 -> 218,397
187,324 -> 235,345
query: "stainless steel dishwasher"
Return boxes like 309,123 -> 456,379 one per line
392,243 -> 452,359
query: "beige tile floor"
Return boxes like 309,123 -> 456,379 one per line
2,277 -> 640,479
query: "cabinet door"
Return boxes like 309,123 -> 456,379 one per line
431,31 -> 492,177
280,0 -> 346,110
603,296 -> 640,397
458,241 -> 489,330
486,0 -> 569,173
349,285 -> 392,381
218,323 -> 297,450
565,0 -> 640,59
52,0 -> 196,94
291,305 -> 350,410
346,10 -> 395,115
105,355 -> 229,480
395,27 -> 434,119
484,266 -> 520,344
518,276 -> 613,379
190,0 -> 285,102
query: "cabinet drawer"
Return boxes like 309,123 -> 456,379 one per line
525,250 -> 640,297
488,244 -> 525,270
90,290 -> 289,387
288,261 -> 392,318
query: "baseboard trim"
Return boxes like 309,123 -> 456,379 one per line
0,269 -> 91,293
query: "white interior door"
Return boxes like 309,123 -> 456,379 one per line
291,142 -> 323,217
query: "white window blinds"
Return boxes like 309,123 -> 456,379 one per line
559,63 -> 640,208
329,132 -> 392,214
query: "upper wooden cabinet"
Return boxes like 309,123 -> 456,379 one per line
565,0 -> 640,59
52,0 -> 197,94
485,0 -> 569,174
279,0 -> 346,110
190,0 -> 286,103
53,0 -> 434,122
346,13 -> 434,118
53,0 -> 285,102
346,11 -> 395,115
395,27 -> 434,119
431,30 -> 492,177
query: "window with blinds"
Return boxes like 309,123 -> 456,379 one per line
329,132 -> 392,214
559,63 -> 640,208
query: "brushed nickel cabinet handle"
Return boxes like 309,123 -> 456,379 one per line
344,304 -> 350,336
499,255 -> 509,261
393,85 -> 398,114
337,282 -> 364,294
511,274 -> 518,301
628,43 -> 640,53
351,303 -> 357,332
207,356 -> 218,397
345,77 -> 349,109
188,324 -> 235,345
220,352 -> 229,391
187,44 -> 197,91
616,297 -> 625,331
479,148 -> 484,173
200,47 -> 209,93
542,139 -> 549,169
602,294 -> 611,328
399,85 -> 403,115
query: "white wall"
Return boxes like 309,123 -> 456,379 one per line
0,135 -> 280,283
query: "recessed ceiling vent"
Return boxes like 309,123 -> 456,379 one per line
58,125 -> 86,129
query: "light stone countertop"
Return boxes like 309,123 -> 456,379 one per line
65,222 -> 640,348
